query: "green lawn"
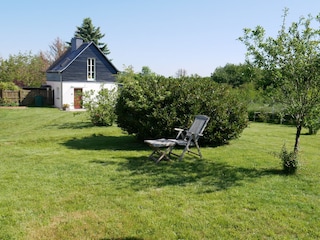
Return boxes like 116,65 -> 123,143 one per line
0,107 -> 319,239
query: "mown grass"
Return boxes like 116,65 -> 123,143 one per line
0,107 -> 319,239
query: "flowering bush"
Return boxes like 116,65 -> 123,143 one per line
83,86 -> 117,126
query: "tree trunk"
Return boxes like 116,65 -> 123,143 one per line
294,124 -> 302,154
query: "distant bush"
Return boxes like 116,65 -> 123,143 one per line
0,82 -> 20,106
0,97 -> 19,106
303,106 -> 320,135
0,82 -> 20,90
116,75 -> 248,145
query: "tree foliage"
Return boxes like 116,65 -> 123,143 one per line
74,17 -> 110,56
239,8 -> 320,172
140,66 -> 156,77
211,63 -> 257,87
0,52 -> 47,87
116,69 -> 248,145
0,81 -> 20,90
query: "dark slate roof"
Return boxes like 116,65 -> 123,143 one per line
46,42 -> 119,73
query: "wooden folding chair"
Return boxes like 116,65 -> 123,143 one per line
144,115 -> 210,162
144,138 -> 176,163
169,115 -> 210,160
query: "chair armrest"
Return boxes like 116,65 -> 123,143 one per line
174,128 -> 185,139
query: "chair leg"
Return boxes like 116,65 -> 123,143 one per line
155,151 -> 167,163
179,148 -> 187,161
148,146 -> 173,163
195,141 -> 202,158
148,149 -> 157,160
179,141 -> 192,161
169,140 -> 203,161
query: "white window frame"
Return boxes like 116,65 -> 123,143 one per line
87,58 -> 96,81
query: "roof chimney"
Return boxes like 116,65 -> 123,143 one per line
71,37 -> 83,51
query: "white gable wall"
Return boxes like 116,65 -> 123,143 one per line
47,81 -> 117,110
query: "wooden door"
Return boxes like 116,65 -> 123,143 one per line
74,88 -> 83,109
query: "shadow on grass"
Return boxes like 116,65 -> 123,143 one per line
48,121 -> 94,129
63,134 -> 147,151
64,134 -> 285,192
100,238 -> 144,240
92,154 -> 284,193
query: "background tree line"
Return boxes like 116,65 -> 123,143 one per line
0,38 -> 67,89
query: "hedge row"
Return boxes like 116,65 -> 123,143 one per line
248,110 -> 295,124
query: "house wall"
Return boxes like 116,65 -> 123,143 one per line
62,45 -> 117,82
46,72 -> 60,81
46,81 -> 62,108
47,80 -> 116,110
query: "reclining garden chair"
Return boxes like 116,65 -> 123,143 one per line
169,115 -> 210,160
144,115 -> 210,162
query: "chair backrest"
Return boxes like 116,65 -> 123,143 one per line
186,115 -> 210,140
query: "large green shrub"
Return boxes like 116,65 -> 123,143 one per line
116,74 -> 248,145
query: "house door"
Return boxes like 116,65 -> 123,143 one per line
74,88 -> 83,109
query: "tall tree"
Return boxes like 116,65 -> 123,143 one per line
45,37 -> 68,64
74,17 -> 110,56
40,37 -> 68,72
176,68 -> 187,78
239,8 -> 320,172
140,66 -> 156,76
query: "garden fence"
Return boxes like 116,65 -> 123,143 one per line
0,88 -> 54,106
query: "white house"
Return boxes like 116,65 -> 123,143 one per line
46,38 -> 119,110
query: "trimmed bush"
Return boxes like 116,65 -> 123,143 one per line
116,75 -> 248,145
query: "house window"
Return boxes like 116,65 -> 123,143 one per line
87,58 -> 95,80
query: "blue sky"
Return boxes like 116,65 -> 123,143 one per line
1,0 -> 320,76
